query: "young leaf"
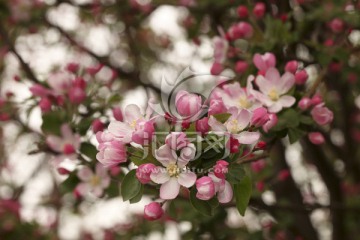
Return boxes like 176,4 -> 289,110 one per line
129,184 -> 144,204
226,164 -> 246,184
288,128 -> 306,144
189,188 -> 213,216
121,169 -> 142,201
234,175 -> 252,216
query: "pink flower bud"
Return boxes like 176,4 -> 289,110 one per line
324,39 -> 334,47
0,113 -> 10,121
29,84 -> 51,97
175,90 -> 202,118
92,119 -> 104,133
329,18 -> 344,33
57,167 -> 70,175
329,62 -> 342,73
262,113 -> 278,132
298,97 -> 312,110
228,137 -> 240,153
311,104 -> 333,125
182,120 -> 191,129
285,60 -> 298,74
253,3 -> 266,19
73,77 -> 87,89
196,117 -> 209,136
251,160 -> 266,173
237,22 -> 253,38
251,107 -> 270,127
213,160 -> 229,179
86,64 -> 103,76
208,99 -> 226,115
144,202 -> 164,221
112,107 -> 123,121
295,70 -> 308,85
256,181 -> 264,192
237,5 -> 248,18
66,63 -> 79,73
136,163 -> 156,184
165,132 -> 189,150
69,87 -> 86,104
278,169 -> 290,181
310,95 -> 323,105
308,132 -> 325,145
210,62 -> 223,75
256,141 -> 267,150
63,144 -> 76,155
39,97 -> 52,112
196,176 -> 215,200
235,61 -> 249,74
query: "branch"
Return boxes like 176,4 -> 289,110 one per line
0,22 -> 40,83
236,153 -> 269,164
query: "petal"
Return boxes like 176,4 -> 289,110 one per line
278,95 -> 296,108
268,102 -> 283,113
253,54 -> 266,71
108,121 -> 132,141
256,75 -> 273,94
124,104 -> 143,123
235,109 -> 251,130
76,183 -> 90,196
279,72 -> 295,94
46,136 -> 64,152
178,172 -> 197,188
160,178 -> 180,200
150,167 -> 170,184
234,131 -> 260,144
77,167 -> 93,181
178,144 -> 196,167
265,68 -> 281,84
217,181 -> 233,203
155,145 -> 176,167
61,124 -> 73,139
208,116 -> 226,132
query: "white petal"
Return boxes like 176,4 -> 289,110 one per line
77,167 -> 93,181
155,145 -> 176,167
160,178 -> 180,199
108,121 -> 132,140
279,72 -> 295,94
217,181 -> 233,203
208,116 -> 226,132
178,172 -> 197,188
234,131 -> 260,144
150,168 -> 170,184
278,95 -> 296,108
124,104 -> 143,122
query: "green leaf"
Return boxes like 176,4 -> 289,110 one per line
189,188 -> 213,216
226,164 -> 246,184
213,113 -> 231,123
60,172 -> 79,194
129,184 -> 143,203
41,111 -> 65,135
288,128 -> 306,144
80,142 -> 97,160
234,175 -> 252,216
121,170 -> 142,201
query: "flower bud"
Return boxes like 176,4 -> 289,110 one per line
278,169 -> 290,181
295,70 -> 308,85
251,160 -> 266,173
175,90 -> 202,118
311,104 -> 333,125
329,18 -> 344,33
256,141 -> 267,150
228,136 -> 241,153
66,63 -> 79,73
298,97 -> 312,110
253,3 -> 266,19
69,87 -> 86,104
144,202 -> 164,221
235,61 -> 249,74
63,144 -> 76,155
237,5 -> 248,18
196,176 -> 215,200
92,119 -> 104,133
262,113 -> 278,132
196,117 -> 210,136
213,160 -> 229,179
251,107 -> 270,127
310,95 -> 323,105
112,107 -> 123,121
136,163 -> 156,184
39,97 -> 52,112
285,60 -> 298,74
210,62 -> 223,75
308,132 -> 325,145
208,99 -> 226,115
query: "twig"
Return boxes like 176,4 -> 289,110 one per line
236,153 -> 269,164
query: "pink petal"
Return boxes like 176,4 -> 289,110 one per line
278,95 -> 296,108
235,109 -> 251,130
77,167 -> 93,181
265,67 -> 281,84
178,144 -> 196,167
160,178 -> 180,199
150,167 -> 170,184
217,181 -> 233,203
75,183 -> 90,196
108,121 -> 132,142
256,75 -> 272,94
279,72 -> 295,94
208,116 -> 226,132
155,145 -> 176,167
46,136 -> 64,152
234,131 -> 260,144
253,54 -> 266,71
178,172 -> 197,188
124,104 -> 143,123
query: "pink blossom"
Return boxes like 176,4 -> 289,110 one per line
329,18 -> 344,33
46,124 -> 81,155
66,63 -> 79,73
165,132 -> 190,150
311,95 -> 323,105
210,62 -> 224,75
108,104 -> 154,144
96,132 -> 127,167
47,71 -> 73,95
208,108 -> 260,144
295,70 -> 308,85
251,107 -> 270,127
213,160 -> 229,179
253,53 -> 276,72
252,68 -> 296,113
308,132 -> 325,145
175,90 -> 202,118
237,5 -> 249,18
75,164 -> 110,197
112,107 -> 123,121
144,202 -> 164,221
151,143 -> 197,200
311,104 -> 333,125
196,176 -> 216,200
278,169 -> 290,181
39,97 -> 52,112
136,163 -> 156,184
298,97 -> 312,110
196,117 -> 210,136
285,61 -> 298,74
69,87 -> 86,104
262,113 -> 278,132
208,173 -> 233,203
208,98 -> 227,115
235,61 -> 249,74
228,22 -> 253,40
253,3 -> 266,19
92,119 -> 104,133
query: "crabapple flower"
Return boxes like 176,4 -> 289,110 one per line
46,124 -> 81,155
210,62 -> 224,75
96,132 -> 127,167
213,160 -> 229,179
285,61 -> 298,74
196,117 -> 210,136
108,104 -> 154,145
165,132 -> 190,150
253,53 -> 276,72
262,113 -> 278,132
295,70 -> 308,85
150,143 -> 197,200
208,108 -> 260,144
136,163 -> 156,184
208,172 -> 233,203
253,2 -> 266,19
308,132 -> 325,145
208,98 -> 227,115
252,68 -> 296,113
75,164 -> 110,197
175,90 -> 202,118
237,5 -> 249,18
298,97 -> 312,110
228,22 -> 253,40
196,177 -> 216,200
311,103 -> 334,125
251,107 -> 270,127
144,202 -> 164,221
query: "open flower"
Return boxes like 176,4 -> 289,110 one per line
75,164 -> 110,197
46,124 -> 81,155
253,53 -> 276,72
150,143 -> 197,200
252,68 -> 295,113
208,172 -> 233,203
208,107 -> 260,144
108,104 -> 154,145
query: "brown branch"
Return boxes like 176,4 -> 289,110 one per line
236,153 -> 269,164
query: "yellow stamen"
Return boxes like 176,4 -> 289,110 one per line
268,89 -> 279,101
238,97 -> 252,109
90,176 -> 101,186
167,164 -> 179,177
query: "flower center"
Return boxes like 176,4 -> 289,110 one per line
90,176 -> 101,186
166,164 -> 180,177
268,89 -> 279,101
129,120 -> 137,129
227,119 -> 240,134
238,97 -> 252,109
